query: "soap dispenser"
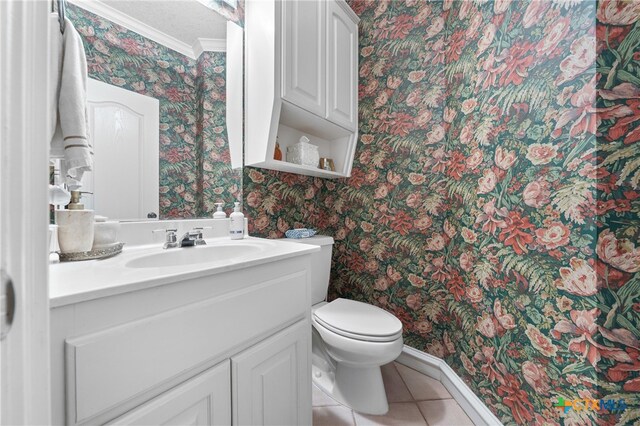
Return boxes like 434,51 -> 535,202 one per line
213,202 -> 227,219
229,202 -> 245,240
55,190 -> 95,253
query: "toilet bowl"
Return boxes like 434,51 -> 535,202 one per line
312,299 -> 403,414
279,236 -> 404,415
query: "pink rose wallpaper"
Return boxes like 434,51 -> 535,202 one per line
244,1 -> 640,424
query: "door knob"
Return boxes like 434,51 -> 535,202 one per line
1,269 -> 15,341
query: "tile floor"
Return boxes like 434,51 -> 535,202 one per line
312,362 -> 476,426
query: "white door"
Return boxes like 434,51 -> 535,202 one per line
232,321 -> 311,426
0,1 -> 51,424
85,79 -> 159,220
108,361 -> 231,426
326,0 -> 358,130
281,0 -> 326,117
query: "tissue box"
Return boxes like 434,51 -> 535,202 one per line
286,140 -> 319,168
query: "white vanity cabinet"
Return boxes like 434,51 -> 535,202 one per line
233,321 -> 310,425
108,361 -> 232,425
50,254 -> 313,426
245,0 -> 359,178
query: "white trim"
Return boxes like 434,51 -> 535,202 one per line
336,0 -> 360,24
193,38 -> 227,57
69,0 -> 225,59
0,0 -> 51,424
396,346 -> 503,426
226,21 -> 243,170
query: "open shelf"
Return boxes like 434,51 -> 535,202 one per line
245,97 -> 357,178
274,102 -> 354,175
261,159 -> 348,178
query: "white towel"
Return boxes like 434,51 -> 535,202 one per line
49,16 -> 93,190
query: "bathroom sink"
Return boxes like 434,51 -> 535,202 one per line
125,243 -> 263,269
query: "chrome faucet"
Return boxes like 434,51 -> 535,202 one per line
153,227 -> 208,249
155,228 -> 178,249
178,228 -> 207,247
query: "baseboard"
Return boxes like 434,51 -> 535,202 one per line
396,345 -> 503,426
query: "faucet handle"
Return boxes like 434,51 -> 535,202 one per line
152,228 -> 179,249
152,228 -> 178,234
191,227 -> 210,245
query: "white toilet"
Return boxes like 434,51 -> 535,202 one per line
282,235 -> 403,415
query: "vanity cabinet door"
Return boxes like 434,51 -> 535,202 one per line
326,0 -> 358,130
281,0 -> 326,117
232,320 -> 311,426
108,361 -> 231,426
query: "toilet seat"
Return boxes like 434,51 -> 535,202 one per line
313,298 -> 403,343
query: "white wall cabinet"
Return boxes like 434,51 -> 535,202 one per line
245,0 -> 359,178
326,0 -> 358,131
50,256 -> 313,425
282,0 -> 326,117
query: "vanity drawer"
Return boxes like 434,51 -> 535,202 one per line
65,270 -> 308,425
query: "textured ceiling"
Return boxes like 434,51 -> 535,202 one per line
101,0 -> 227,44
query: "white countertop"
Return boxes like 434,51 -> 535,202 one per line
50,237 -> 319,308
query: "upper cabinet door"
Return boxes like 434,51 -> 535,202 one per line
282,0 -> 326,117
327,1 -> 358,131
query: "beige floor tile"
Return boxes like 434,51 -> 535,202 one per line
353,402 -> 428,426
313,383 -> 341,407
417,400 -> 475,426
313,405 -> 355,426
395,363 -> 452,401
381,363 -> 414,403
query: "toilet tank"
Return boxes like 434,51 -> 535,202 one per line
278,235 -> 334,305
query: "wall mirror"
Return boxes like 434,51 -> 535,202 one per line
58,0 -> 243,221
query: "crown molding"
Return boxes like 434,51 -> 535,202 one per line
69,0 -> 226,60
193,38 -> 226,58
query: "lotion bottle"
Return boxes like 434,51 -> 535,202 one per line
229,202 -> 244,240
213,202 -> 227,219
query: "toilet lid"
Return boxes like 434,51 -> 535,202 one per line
313,298 -> 403,342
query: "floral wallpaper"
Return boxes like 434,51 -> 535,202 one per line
201,0 -> 244,27
595,0 -> 640,422
244,0 -> 640,424
197,52 -> 243,216
67,5 -> 241,218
